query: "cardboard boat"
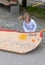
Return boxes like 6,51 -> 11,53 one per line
0,29 -> 44,54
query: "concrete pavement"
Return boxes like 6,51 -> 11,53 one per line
0,6 -> 45,65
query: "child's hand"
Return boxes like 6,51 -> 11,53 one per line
18,16 -> 24,20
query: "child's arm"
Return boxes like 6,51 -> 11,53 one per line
18,16 -> 24,21
23,21 -> 30,32
32,20 -> 37,32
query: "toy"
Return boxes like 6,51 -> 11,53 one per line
0,29 -> 45,54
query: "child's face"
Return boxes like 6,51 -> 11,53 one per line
25,17 -> 31,23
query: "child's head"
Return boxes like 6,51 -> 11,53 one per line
18,12 -> 31,23
23,12 -> 31,23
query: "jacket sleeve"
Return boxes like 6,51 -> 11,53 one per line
23,21 -> 30,32
32,20 -> 37,32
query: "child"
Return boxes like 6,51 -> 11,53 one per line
18,12 -> 37,32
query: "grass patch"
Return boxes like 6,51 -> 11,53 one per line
25,6 -> 45,20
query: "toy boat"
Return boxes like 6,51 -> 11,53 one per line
0,29 -> 45,54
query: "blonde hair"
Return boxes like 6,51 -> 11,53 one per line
18,12 -> 31,20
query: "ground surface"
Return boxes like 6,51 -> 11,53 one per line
0,6 -> 45,65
